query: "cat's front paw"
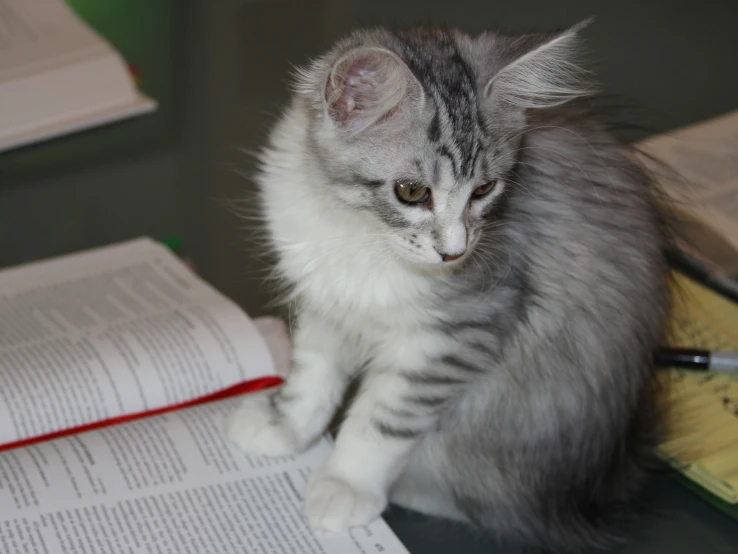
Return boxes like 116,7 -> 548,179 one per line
304,472 -> 387,534
226,393 -> 302,457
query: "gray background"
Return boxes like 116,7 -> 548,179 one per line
1,1 -> 737,551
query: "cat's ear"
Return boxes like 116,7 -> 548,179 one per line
320,47 -> 424,135
485,19 -> 594,109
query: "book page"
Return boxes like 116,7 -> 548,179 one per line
0,0 -> 156,154
0,397 -> 410,554
0,238 -> 275,446
0,0 -> 109,82
636,110 -> 738,274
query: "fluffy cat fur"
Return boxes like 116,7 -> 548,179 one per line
227,21 -> 670,552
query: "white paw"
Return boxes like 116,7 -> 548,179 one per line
304,473 -> 387,534
226,393 -> 302,457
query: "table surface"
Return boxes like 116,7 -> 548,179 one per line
2,1 -> 738,552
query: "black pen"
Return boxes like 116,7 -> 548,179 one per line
656,348 -> 738,373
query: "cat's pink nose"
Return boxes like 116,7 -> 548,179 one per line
439,251 -> 464,262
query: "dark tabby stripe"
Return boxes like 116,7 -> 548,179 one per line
467,339 -> 497,357
428,112 -> 441,142
438,145 -> 458,177
377,401 -> 418,419
401,371 -> 466,386
406,393 -> 449,409
373,199 -> 411,228
372,418 -> 423,440
269,391 -> 296,415
355,176 -> 384,188
469,143 -> 483,179
441,354 -> 485,374
444,316 -> 497,330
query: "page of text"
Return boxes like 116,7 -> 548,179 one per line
0,397 -> 409,554
0,238 -> 275,445
0,0 -> 109,82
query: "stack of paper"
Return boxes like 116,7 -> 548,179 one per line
659,272 -> 738,519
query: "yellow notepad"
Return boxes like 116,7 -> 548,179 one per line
659,273 -> 738,504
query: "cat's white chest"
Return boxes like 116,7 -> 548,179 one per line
259,123 -> 434,332
278,234 -> 429,329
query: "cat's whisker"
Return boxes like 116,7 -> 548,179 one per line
492,250 -> 515,290
287,239 -> 397,269
479,218 -> 507,228
469,253 -> 486,290
505,171 -> 539,199
270,233 -> 397,248
283,242 -> 411,287
476,226 -> 508,238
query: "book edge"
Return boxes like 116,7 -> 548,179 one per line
0,91 -> 157,154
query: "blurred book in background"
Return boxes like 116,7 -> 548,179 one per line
0,0 -> 156,153
636,110 -> 738,278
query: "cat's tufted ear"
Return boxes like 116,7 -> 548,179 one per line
485,19 -> 594,109
320,47 -> 424,135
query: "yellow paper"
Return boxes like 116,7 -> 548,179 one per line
658,272 -> 738,503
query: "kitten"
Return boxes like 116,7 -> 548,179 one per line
227,20 -> 670,552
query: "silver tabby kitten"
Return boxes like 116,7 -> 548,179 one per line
227,20 -> 670,552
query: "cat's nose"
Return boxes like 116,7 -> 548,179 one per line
437,250 -> 465,262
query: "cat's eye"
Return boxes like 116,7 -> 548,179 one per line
394,180 -> 431,205
472,180 -> 497,198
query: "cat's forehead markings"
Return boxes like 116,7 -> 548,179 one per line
481,156 -> 490,177
391,33 -> 486,183
354,174 -> 383,188
468,143 -> 483,180
428,112 -> 441,142
437,145 -> 458,179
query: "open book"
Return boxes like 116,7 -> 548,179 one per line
0,0 -> 156,153
0,238 -> 409,553
635,110 -> 738,276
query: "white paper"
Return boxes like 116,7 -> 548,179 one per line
0,238 -> 275,446
0,398 -> 410,554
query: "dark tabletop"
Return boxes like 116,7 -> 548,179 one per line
2,1 -> 738,552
